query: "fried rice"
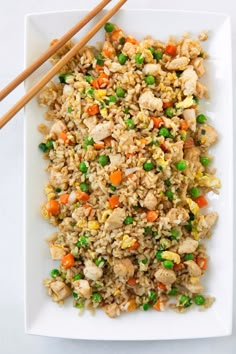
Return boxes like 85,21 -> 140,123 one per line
37,23 -> 220,317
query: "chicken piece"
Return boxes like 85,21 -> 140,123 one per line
180,67 -> 198,96
142,171 -> 158,189
195,81 -> 208,98
49,169 -> 67,190
122,42 -> 136,58
119,131 -> 135,152
184,147 -> 202,171
166,56 -> 190,71
154,268 -> 176,285
143,190 -> 158,210
180,39 -> 202,59
183,279 -> 204,293
105,208 -> 126,230
38,87 -> 57,107
143,63 -> 162,76
139,91 -> 163,112
182,108 -> 196,131
83,260 -> 103,281
102,40 -> 116,57
197,212 -> 218,238
113,258 -> 134,278
109,154 -> 123,168
50,120 -> 67,138
72,207 -> 87,222
109,62 -> 124,73
49,243 -> 66,260
103,303 -> 120,318
198,31 -> 208,41
192,57 -> 205,77
178,237 -> 199,254
83,116 -> 97,131
50,280 -> 71,301
72,279 -> 91,298
166,208 -> 189,225
169,141 -> 184,161
184,260 -> 202,276
197,125 -> 218,147
90,121 -> 114,142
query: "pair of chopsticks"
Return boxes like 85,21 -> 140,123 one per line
0,0 -> 127,129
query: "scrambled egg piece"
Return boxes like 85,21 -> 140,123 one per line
121,235 -> 136,249
88,220 -> 100,230
162,251 -> 180,264
197,174 -> 221,189
44,184 -> 56,200
100,108 -> 108,118
95,89 -> 106,100
186,197 -> 199,215
176,95 -> 194,109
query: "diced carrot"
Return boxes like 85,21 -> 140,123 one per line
111,29 -> 123,42
163,101 -> 172,109
129,241 -> 140,251
87,104 -> 99,116
184,137 -> 195,149
61,253 -> 75,269
98,73 -> 109,88
165,44 -> 177,56
173,263 -> 184,271
127,277 -> 136,286
109,195 -> 120,209
195,195 -> 208,208
180,119 -> 189,131
151,117 -> 163,129
94,142 -> 105,150
140,138 -> 147,145
95,64 -> 104,71
102,49 -> 112,57
83,204 -> 93,216
125,36 -> 137,45
59,194 -> 69,205
58,131 -> 68,143
127,299 -> 137,312
103,136 -> 112,147
197,257 -> 207,270
76,190 -> 89,202
46,199 -> 60,215
110,170 -> 122,185
157,282 -> 167,290
160,143 -> 168,152
91,79 -> 100,89
127,173 -> 134,179
146,210 -> 158,222
126,152 -> 135,158
153,299 -> 166,311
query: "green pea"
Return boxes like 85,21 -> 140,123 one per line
142,303 -> 150,311
179,294 -> 192,308
124,107 -> 130,114
189,212 -> 195,221
194,295 -> 205,305
154,50 -> 163,60
200,156 -> 211,167
76,236 -> 88,247
73,292 -> 78,298
141,258 -> 148,264
197,114 -> 207,124
67,106 -> 73,113
116,87 -> 126,98
80,183 -> 89,193
95,54 -> 104,66
108,95 -> 117,104
91,292 -> 102,302
126,118 -> 135,130
85,75 -> 93,83
170,228 -> 179,239
163,260 -> 174,269
55,187 -> 61,193
190,187 -> 201,198
158,127 -> 171,138
165,107 -> 175,118
145,75 -> 155,85
168,288 -> 178,296
58,73 -> 72,83
84,136 -> 94,146
104,22 -> 114,32
152,231 -> 158,238
143,161 -> 154,171
73,274 -> 83,280
164,179 -> 171,187
124,216 -> 134,225
185,220 -> 192,232
176,71 -> 182,78
98,155 -> 110,166
165,189 -> 174,201
39,142 -> 50,153
95,258 -> 106,267
133,204 -> 140,211
193,96 -> 199,105
184,253 -> 194,261
119,37 -> 125,45
148,47 -> 155,55
86,88 -> 95,97
75,301 -> 84,309
148,290 -> 157,302
156,250 -> 164,261
109,184 -> 116,192
135,53 -> 144,64
176,160 -> 187,171
118,53 -> 128,65
79,161 -> 88,173
201,129 -> 206,135
50,269 -> 60,278
144,226 -> 152,235
46,140 -> 54,149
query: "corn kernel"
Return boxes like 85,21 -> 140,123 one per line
121,235 -> 136,249
100,108 -> 108,118
186,198 -> 199,215
95,89 -> 106,100
88,220 -> 100,230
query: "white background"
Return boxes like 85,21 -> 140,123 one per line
0,0 -> 235,353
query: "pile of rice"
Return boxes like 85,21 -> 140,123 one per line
37,24 -> 220,317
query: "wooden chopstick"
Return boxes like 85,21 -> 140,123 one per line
0,0 -> 126,129
0,0 -> 111,102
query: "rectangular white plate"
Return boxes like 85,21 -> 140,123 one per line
24,9 -> 233,340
